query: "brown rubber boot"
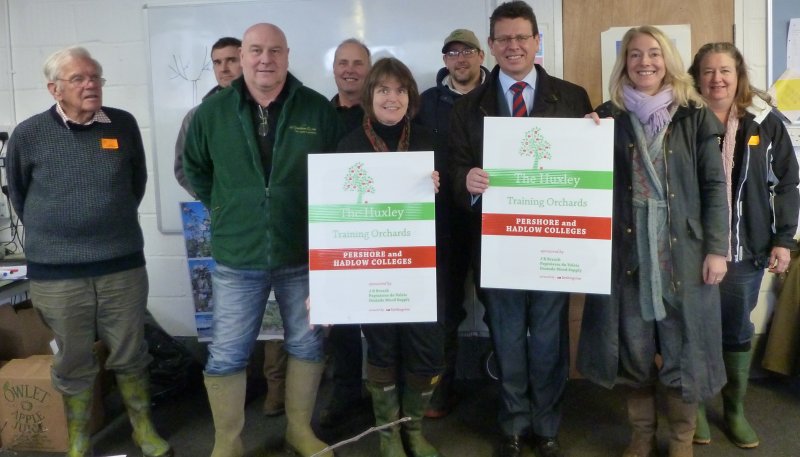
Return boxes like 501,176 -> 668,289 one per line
263,339 -> 287,416
622,385 -> 657,457
665,388 -> 697,457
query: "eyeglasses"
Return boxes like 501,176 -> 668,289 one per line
492,34 -> 534,46
257,105 -> 269,137
444,48 -> 480,59
57,75 -> 106,87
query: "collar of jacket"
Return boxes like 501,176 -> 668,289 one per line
744,94 -> 771,124
202,85 -> 223,101
230,72 -> 303,110
597,100 -> 700,134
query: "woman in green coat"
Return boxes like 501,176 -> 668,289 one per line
577,26 -> 729,457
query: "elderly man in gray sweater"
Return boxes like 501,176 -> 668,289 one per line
6,46 -> 172,457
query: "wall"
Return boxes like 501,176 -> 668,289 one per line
0,0 -> 776,336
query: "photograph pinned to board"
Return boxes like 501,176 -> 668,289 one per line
180,201 -> 284,341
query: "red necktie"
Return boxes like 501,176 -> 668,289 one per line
510,81 -> 528,117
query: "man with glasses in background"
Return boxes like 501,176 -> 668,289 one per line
449,3 -> 591,456
7,46 -> 173,457
417,28 -> 488,419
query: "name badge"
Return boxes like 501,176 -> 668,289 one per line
101,138 -> 119,150
747,135 -> 759,146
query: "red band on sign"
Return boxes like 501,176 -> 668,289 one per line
309,246 -> 437,271
482,213 -> 611,240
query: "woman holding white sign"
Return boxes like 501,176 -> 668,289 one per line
577,26 -> 729,457
337,57 -> 443,457
688,42 -> 799,448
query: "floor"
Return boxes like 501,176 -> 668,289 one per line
3,358 -> 799,457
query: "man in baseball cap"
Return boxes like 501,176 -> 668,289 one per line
417,28 -> 488,419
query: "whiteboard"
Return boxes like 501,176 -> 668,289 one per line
145,0 -> 493,232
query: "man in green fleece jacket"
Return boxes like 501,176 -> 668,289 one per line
183,23 -> 342,457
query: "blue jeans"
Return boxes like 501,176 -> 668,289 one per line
205,263 -> 323,375
720,261 -> 765,349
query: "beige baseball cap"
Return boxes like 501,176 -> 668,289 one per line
442,29 -> 481,53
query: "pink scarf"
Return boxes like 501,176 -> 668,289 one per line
622,84 -> 673,138
721,104 -> 738,260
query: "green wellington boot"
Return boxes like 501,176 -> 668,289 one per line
693,403 -> 711,445
116,372 -> 174,457
63,389 -> 93,457
204,371 -> 246,457
401,374 -> 441,457
367,381 -> 408,457
284,357 -> 332,457
722,350 -> 759,448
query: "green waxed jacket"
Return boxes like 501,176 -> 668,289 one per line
184,74 -> 343,269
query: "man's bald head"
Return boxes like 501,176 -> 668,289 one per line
241,23 -> 290,101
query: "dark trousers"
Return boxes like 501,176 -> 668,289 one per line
482,288 -> 569,437
437,213 -> 473,385
362,322 -> 444,378
327,324 -> 364,394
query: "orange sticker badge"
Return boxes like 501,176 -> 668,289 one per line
747,135 -> 760,146
101,138 -> 119,150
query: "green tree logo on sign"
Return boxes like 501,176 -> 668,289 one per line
519,127 -> 552,169
343,161 -> 375,204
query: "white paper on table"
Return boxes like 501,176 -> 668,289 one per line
480,117 -> 614,294
308,151 -> 437,325
0,265 -> 26,280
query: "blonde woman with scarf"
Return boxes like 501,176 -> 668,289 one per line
687,42 -> 799,449
577,26 -> 729,457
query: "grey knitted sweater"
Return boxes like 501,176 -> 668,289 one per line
7,106 -> 147,279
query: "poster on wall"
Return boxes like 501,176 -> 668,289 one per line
307,152 -> 437,325
480,117 -> 614,294
180,202 -> 283,341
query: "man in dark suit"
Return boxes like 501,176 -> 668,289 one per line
449,2 -> 592,457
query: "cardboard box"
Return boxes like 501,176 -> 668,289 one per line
0,303 -> 54,360
0,355 -> 104,453
0,303 -> 108,452
0,360 -> 4,450
0,356 -> 68,451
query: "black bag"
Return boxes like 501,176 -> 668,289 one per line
144,315 -> 202,402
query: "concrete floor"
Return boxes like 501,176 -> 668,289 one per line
3,370 -> 799,457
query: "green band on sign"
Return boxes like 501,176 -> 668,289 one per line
486,169 -> 613,189
309,202 -> 435,223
